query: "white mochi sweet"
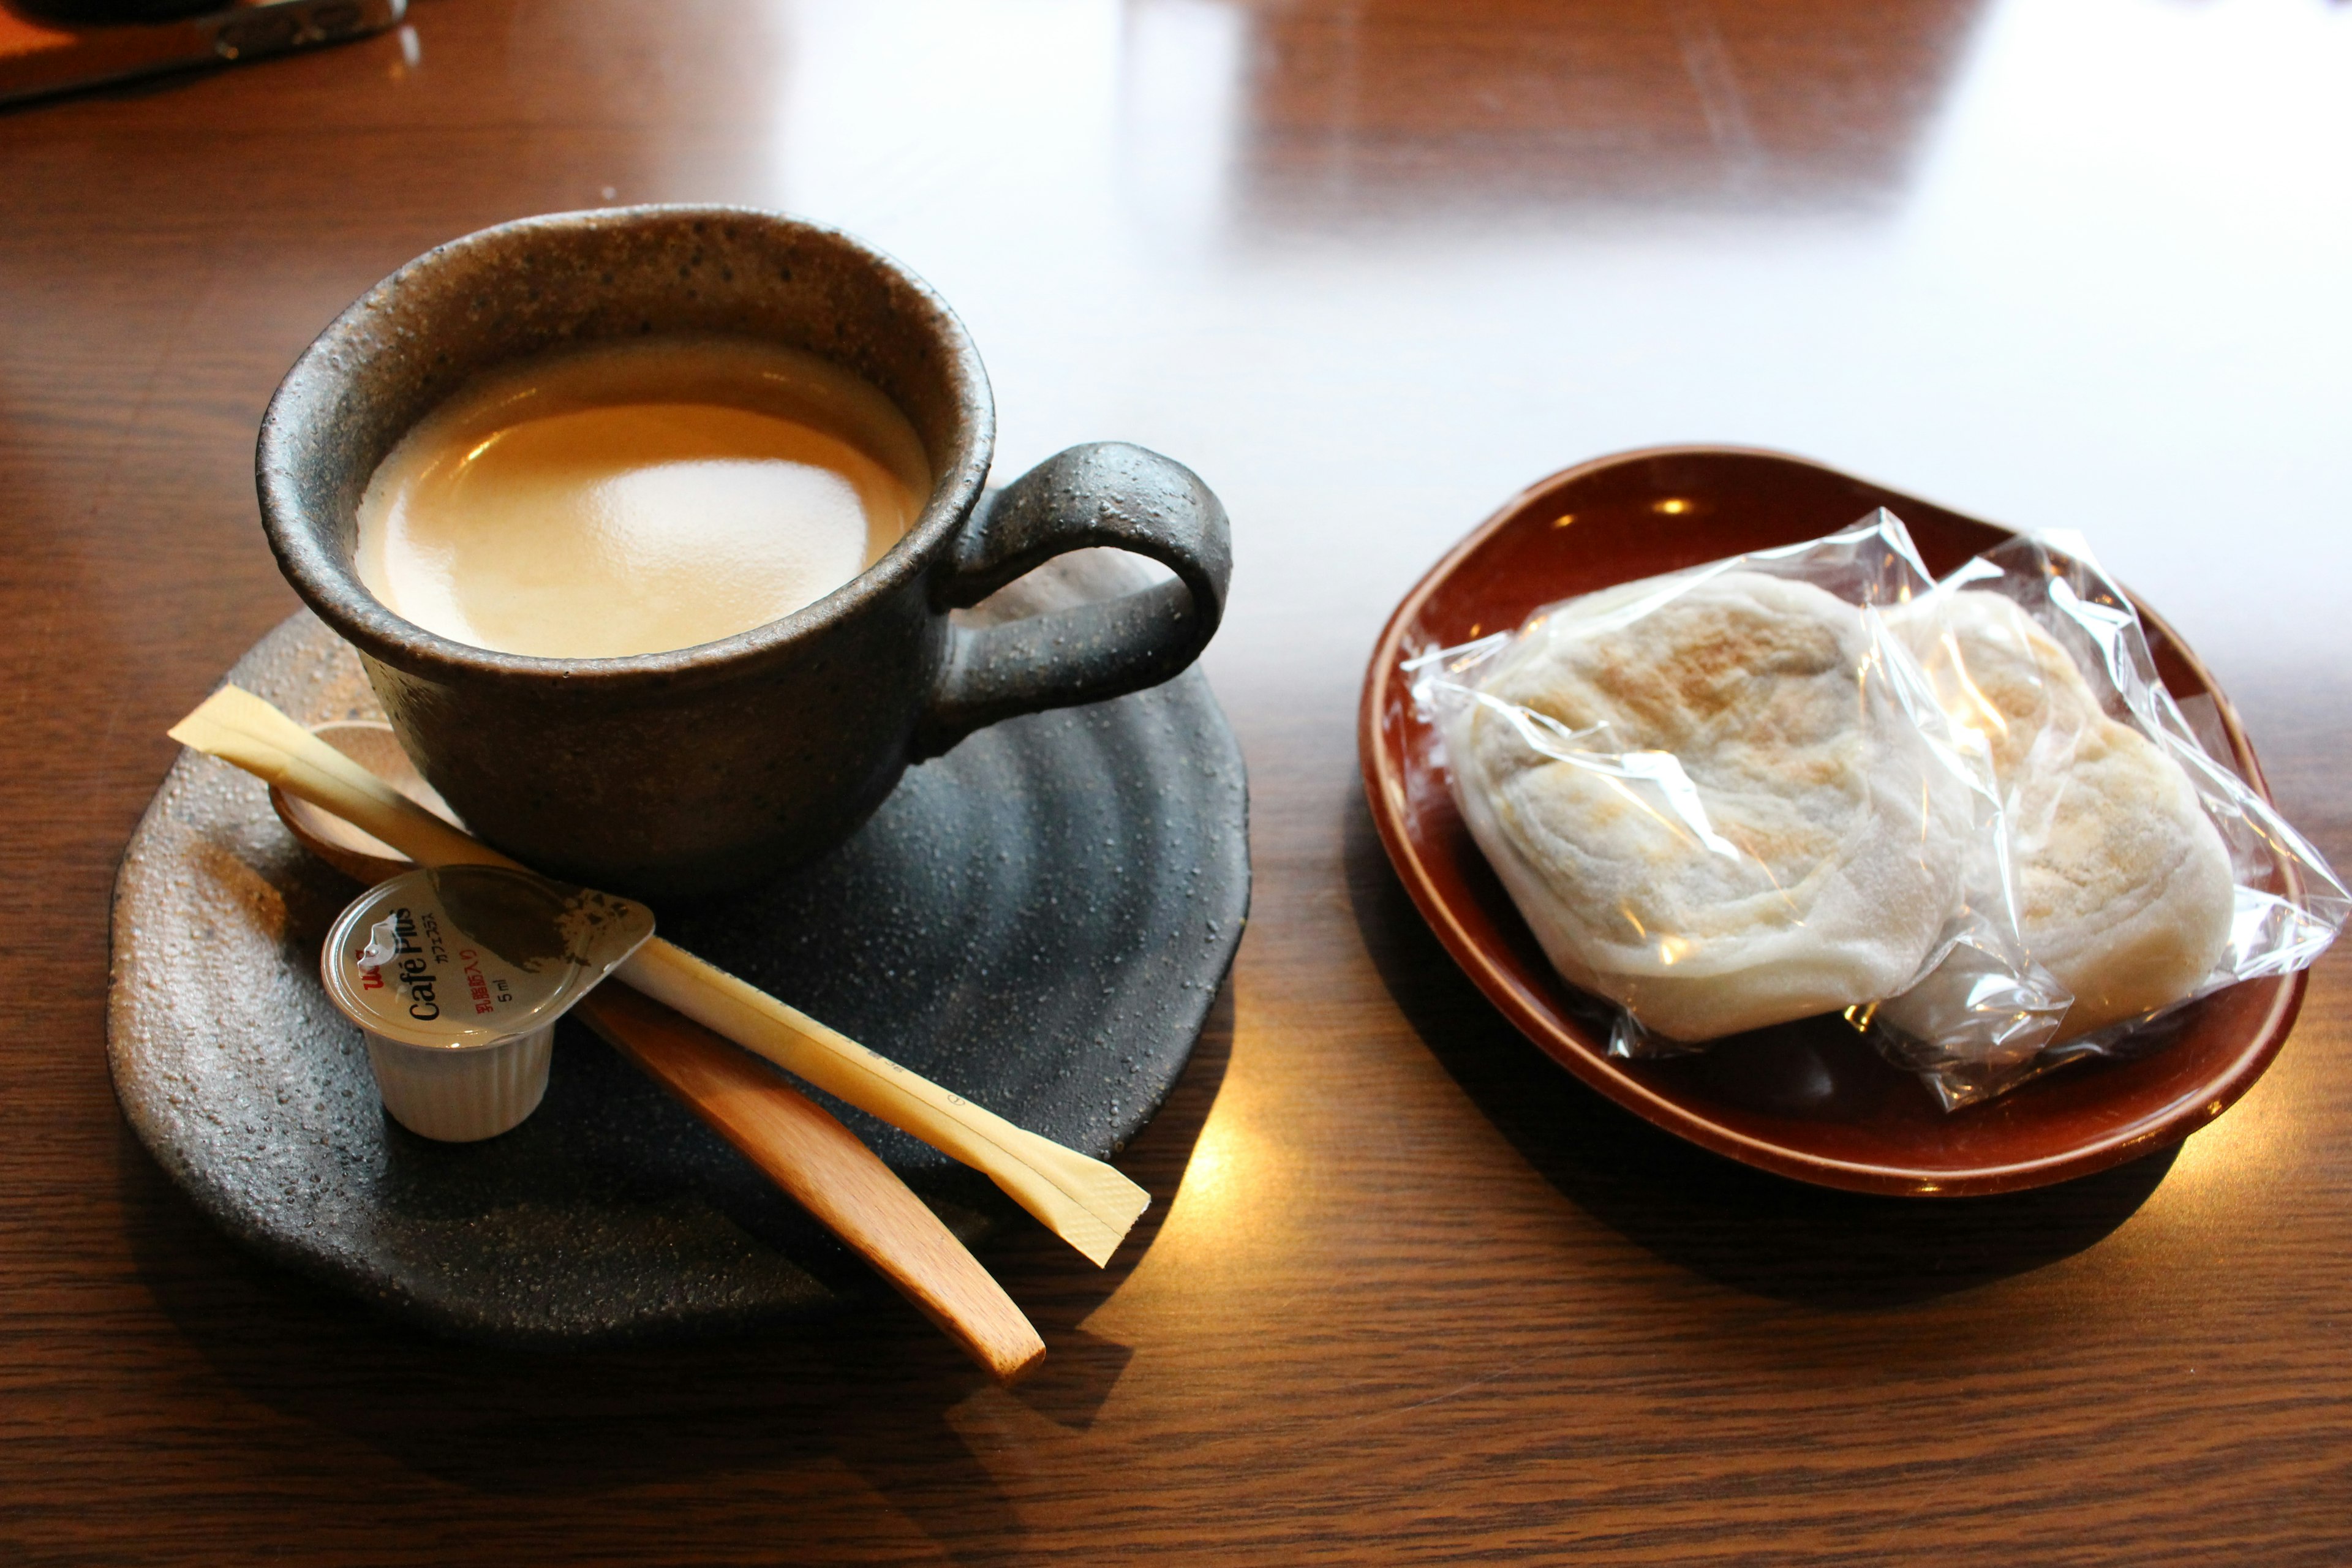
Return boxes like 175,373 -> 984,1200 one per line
1890,590 -> 2236,1039
1444,569 -> 1973,1042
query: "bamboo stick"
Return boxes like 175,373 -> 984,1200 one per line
578,986 -> 1045,1382
169,684 -> 1149,1266
268,725 -> 1045,1383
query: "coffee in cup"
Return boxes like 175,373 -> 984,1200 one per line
354,334 -> 930,660
259,208 -> 1231,900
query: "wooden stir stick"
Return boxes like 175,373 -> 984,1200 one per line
171,685 -> 1149,1267
257,720 -> 1046,1385
576,986 -> 1046,1381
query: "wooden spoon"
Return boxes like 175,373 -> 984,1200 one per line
273,722 -> 1046,1385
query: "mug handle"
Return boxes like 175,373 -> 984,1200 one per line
913,442 -> 1232,759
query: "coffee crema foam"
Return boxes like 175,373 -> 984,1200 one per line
355,336 -> 930,658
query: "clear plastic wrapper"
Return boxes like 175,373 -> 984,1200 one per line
1411,511 -> 2346,1111
1876,530 -> 2347,1106
1411,513 -> 2067,1077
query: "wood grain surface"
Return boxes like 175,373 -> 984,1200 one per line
4,0 -> 2349,1561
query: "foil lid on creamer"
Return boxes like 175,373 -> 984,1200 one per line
321,865 -> 655,1050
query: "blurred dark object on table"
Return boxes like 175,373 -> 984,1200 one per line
17,1 -> 222,21
0,0 -> 402,107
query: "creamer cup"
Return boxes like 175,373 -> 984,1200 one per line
320,865 -> 654,1141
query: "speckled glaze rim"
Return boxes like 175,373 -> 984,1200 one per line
256,205 -> 995,695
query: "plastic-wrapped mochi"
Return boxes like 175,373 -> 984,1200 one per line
1438,567 -> 1973,1042
1890,589 -> 2235,1039
1414,514 -> 2347,1110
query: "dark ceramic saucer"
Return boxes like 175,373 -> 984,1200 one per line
1359,446 -> 2304,1197
110,557 -> 1248,1344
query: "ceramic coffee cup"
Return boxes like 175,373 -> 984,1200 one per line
258,206 -> 1230,900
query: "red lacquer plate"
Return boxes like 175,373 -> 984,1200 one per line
1359,447 -> 2306,1196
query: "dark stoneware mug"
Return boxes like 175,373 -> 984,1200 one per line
258,206 -> 1230,900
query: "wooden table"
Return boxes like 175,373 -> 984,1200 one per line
6,1 -> 2348,1559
